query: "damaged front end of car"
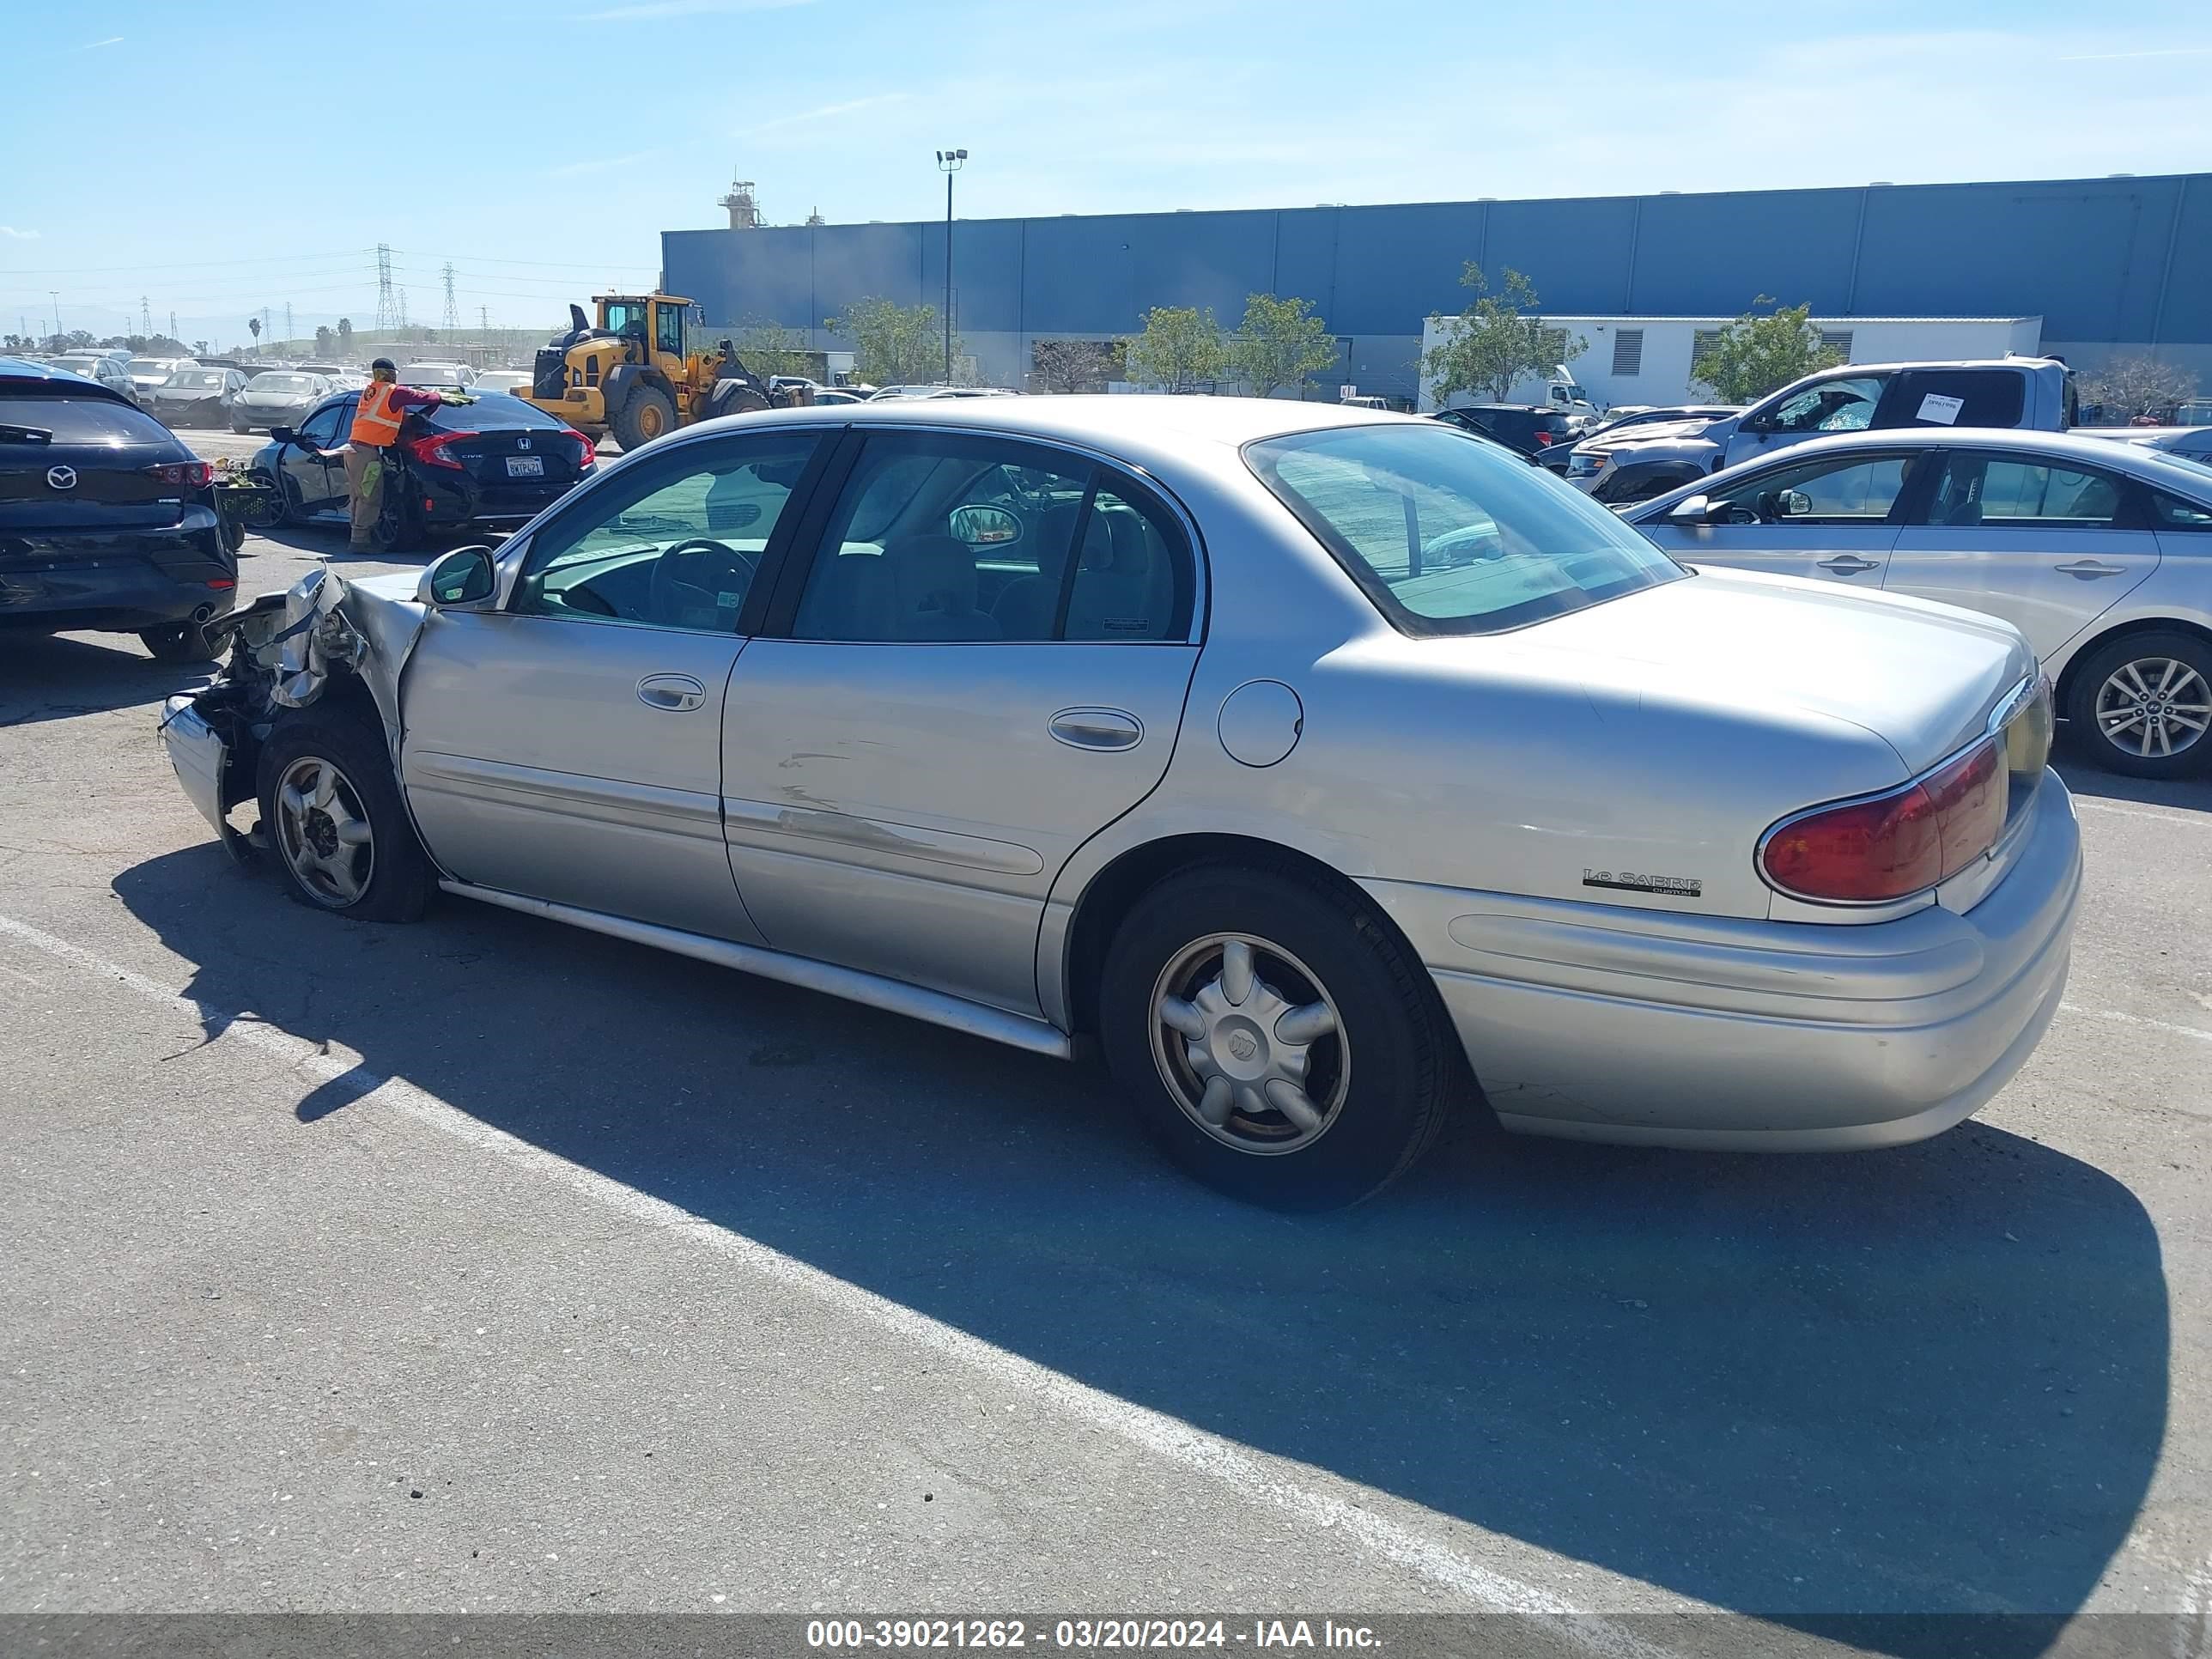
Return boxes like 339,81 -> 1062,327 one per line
156,565 -> 426,861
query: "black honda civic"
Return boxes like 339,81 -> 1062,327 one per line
0,356 -> 237,662
254,389 -> 597,550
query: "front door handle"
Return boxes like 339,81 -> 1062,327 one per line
1816,555 -> 1881,574
1048,707 -> 1143,751
636,672 -> 707,712
2054,560 -> 2127,580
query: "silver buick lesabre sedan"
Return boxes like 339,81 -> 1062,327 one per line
161,398 -> 2081,1209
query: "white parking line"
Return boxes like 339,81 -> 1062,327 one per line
2074,799 -> 2212,828
0,911 -> 1672,1656
2061,1004 -> 2212,1045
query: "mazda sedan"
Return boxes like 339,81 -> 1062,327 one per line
159,398 -> 2081,1208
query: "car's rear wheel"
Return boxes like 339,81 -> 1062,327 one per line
255,714 -> 433,922
138,621 -> 223,664
612,386 -> 676,451
1098,864 -> 1457,1210
2066,630 -> 2212,778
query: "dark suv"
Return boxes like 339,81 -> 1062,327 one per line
0,356 -> 237,662
1431,404 -> 1576,457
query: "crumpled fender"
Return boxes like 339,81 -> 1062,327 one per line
247,566 -> 428,761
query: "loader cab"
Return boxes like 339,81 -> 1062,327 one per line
594,295 -> 691,367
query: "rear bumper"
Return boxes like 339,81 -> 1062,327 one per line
1363,774 -> 2081,1151
0,508 -> 235,632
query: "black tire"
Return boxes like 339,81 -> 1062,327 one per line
231,417 -> 252,434
2065,629 -> 2212,779
138,621 -> 223,664
254,713 -> 434,922
1098,863 -> 1458,1211
611,384 -> 676,452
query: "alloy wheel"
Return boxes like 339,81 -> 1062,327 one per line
1148,933 -> 1349,1156
274,756 -> 376,908
2095,658 -> 2211,761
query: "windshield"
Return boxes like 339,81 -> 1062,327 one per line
248,374 -> 313,393
1245,422 -> 1684,635
399,365 -> 465,386
169,370 -> 223,389
127,359 -> 169,376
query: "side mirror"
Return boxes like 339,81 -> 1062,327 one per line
418,545 -> 497,609
950,504 -> 1022,548
1666,494 -> 1717,523
1774,488 -> 1814,519
269,426 -> 296,446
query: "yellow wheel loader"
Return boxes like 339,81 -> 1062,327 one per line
522,293 -> 806,452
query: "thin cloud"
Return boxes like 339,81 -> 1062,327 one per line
580,0 -> 808,21
2057,45 -> 2212,60
738,92 -> 910,138
547,146 -> 671,179
76,35 -> 124,49
0,227 -> 40,240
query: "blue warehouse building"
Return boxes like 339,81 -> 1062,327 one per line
662,172 -> 2212,400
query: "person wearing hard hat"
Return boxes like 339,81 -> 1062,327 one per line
338,359 -> 455,551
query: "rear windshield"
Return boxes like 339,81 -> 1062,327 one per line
249,374 -> 313,392
400,365 -> 465,386
0,391 -> 173,445
1244,422 -> 1685,636
420,395 -> 562,431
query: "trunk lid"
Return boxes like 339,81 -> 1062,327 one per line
0,418 -> 186,534
434,427 -> 590,491
1506,566 -> 2037,775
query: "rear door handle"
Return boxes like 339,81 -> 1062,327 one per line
2054,560 -> 2127,580
1816,555 -> 1881,574
1048,707 -> 1143,751
636,672 -> 707,712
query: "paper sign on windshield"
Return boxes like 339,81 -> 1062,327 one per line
1917,392 -> 1966,424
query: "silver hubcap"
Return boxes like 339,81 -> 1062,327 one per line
2096,658 -> 2210,759
275,756 -> 374,908
1149,934 -> 1348,1156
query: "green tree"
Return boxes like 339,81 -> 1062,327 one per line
314,325 -> 334,357
730,315 -> 815,380
336,317 -> 353,356
1030,337 -> 1120,393
1124,306 -> 1227,392
2078,353 -> 2199,422
1689,299 -> 1844,403
1420,264 -> 1583,404
825,296 -> 954,386
1229,292 -> 1337,398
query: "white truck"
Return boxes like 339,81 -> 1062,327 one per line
1564,357 -> 2078,503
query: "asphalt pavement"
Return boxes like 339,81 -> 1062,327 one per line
2,498 -> 2209,1658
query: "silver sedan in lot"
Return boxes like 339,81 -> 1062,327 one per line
160,398 -> 2080,1207
1625,428 -> 2212,777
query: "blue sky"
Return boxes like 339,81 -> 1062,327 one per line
3,0 -> 2207,350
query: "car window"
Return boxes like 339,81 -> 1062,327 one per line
421,396 -> 561,431
791,432 -> 1193,645
2148,490 -> 2212,530
1246,422 -> 1683,636
1711,453 -> 1918,525
1882,368 -> 2027,430
1763,375 -> 1885,434
1924,453 -> 2123,529
654,306 -> 684,356
514,434 -> 820,632
0,391 -> 171,444
297,404 -> 345,447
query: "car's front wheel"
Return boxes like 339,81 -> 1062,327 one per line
2066,630 -> 2212,778
1099,865 -> 1458,1210
255,714 -> 434,922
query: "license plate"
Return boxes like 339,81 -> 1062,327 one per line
506,456 -> 544,477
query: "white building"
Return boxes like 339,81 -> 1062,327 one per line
1419,314 -> 2045,412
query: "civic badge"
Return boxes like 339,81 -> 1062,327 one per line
515,436 -> 531,451
46,465 -> 77,491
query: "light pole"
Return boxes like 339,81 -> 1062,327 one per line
49,291 -> 60,343
935,148 -> 966,382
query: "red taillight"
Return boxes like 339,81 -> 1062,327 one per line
566,428 -> 596,468
206,578 -> 236,589
407,430 -> 474,471
1760,738 -> 2006,902
147,461 -> 215,489
1534,431 -> 1555,447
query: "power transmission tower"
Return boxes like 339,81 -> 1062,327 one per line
167,310 -> 176,340
139,295 -> 151,337
397,288 -> 410,331
374,243 -> 398,333
284,302 -> 294,345
441,262 -> 460,333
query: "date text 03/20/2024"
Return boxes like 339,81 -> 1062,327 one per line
804,1619 -> 1382,1650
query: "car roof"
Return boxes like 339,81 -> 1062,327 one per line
0,354 -> 133,403
708,392 -> 1434,451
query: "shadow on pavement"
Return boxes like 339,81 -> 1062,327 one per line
2054,750 -> 2212,816
0,631 -> 210,724
112,845 -> 2170,1657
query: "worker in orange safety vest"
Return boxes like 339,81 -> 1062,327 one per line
336,358 -> 454,552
